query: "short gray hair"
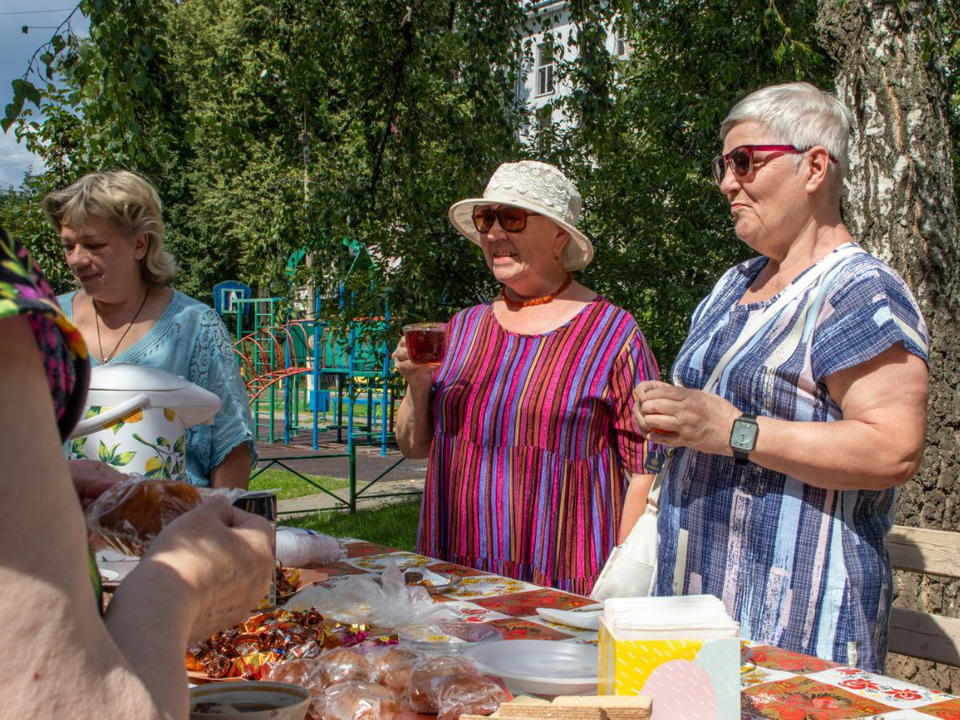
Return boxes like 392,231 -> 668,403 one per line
43,170 -> 177,287
720,82 -> 852,181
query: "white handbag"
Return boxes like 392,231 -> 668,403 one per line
590,244 -> 863,603
590,453 -> 671,601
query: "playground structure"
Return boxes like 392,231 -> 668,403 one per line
216,243 -> 416,512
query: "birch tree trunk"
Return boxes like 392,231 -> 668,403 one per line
818,0 -> 960,691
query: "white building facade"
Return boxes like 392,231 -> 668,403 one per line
515,1 -> 628,142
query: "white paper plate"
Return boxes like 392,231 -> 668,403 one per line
465,640 -> 598,697
99,568 -> 120,582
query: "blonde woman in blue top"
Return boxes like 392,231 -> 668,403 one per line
633,83 -> 928,671
45,170 -> 255,489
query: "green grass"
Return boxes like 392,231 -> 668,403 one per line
282,500 -> 421,552
248,468 -> 349,500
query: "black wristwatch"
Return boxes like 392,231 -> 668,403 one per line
729,413 -> 759,466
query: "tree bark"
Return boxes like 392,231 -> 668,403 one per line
818,0 -> 960,691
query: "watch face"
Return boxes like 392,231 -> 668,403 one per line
731,420 -> 758,451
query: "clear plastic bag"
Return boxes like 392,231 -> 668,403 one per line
275,526 -> 346,568
319,646 -> 379,687
321,680 -> 406,719
435,673 -> 507,720
85,474 -> 245,556
405,655 -> 481,713
262,658 -> 326,719
285,560 -> 457,627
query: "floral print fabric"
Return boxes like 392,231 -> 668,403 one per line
0,228 -> 88,438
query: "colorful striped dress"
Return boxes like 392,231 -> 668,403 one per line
417,297 -> 659,595
654,244 -> 929,671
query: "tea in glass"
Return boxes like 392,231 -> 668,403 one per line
403,322 -> 447,367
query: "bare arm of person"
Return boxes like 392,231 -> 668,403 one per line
209,442 -> 252,490
618,473 -> 655,543
392,335 -> 437,459
633,343 -> 928,491
0,315 -> 274,718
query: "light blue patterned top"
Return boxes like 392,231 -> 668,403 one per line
59,290 -> 255,487
654,243 -> 928,672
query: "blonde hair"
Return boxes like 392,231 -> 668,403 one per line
43,170 -> 178,287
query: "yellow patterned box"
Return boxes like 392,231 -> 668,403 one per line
598,620 -> 740,718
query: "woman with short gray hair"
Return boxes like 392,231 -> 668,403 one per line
633,82 -> 928,671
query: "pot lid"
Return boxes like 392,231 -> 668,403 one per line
89,363 -> 193,391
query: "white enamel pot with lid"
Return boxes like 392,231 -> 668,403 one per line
67,364 -> 222,480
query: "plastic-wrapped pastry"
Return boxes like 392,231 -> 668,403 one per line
373,647 -> 421,679
322,680 -> 402,720
85,477 -> 201,555
407,655 -> 479,713
375,647 -> 424,694
435,673 -> 507,720
320,646 -> 378,687
263,659 -> 326,719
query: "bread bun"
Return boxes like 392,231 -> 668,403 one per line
320,646 -> 377,687
322,680 -> 401,720
407,656 -> 477,713
86,478 -> 202,555
435,673 -> 507,719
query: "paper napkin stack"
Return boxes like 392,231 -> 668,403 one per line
598,595 -> 741,719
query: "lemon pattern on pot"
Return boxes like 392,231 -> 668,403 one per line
68,405 -> 188,481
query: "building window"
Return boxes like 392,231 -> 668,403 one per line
614,29 -> 630,58
536,42 -> 554,96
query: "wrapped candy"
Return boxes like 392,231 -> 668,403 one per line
186,607 -> 326,680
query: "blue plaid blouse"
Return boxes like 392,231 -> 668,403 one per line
654,243 -> 928,672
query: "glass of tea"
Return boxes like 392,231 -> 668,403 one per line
403,322 -> 447,367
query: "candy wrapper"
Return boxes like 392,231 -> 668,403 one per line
185,607 -> 325,680
85,474 -> 245,556
285,560 -> 457,627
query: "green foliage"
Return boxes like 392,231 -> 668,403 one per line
547,0 -> 833,366
0,176 -> 71,293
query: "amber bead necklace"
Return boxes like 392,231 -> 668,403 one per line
501,273 -> 573,310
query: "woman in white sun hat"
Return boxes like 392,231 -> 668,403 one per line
393,160 -> 661,595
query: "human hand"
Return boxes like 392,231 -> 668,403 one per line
392,335 -> 438,390
143,496 -> 275,641
632,381 -> 741,456
69,459 -> 127,510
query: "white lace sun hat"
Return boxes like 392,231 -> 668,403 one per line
448,160 -> 594,271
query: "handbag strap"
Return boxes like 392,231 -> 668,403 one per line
696,243 -> 861,395
645,449 -> 674,508
645,244 -> 861,504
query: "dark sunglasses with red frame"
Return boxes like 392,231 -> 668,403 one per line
712,144 -> 838,185
472,205 -> 538,234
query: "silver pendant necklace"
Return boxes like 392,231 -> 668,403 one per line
93,288 -> 150,363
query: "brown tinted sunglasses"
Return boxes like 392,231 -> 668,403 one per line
472,205 -> 537,233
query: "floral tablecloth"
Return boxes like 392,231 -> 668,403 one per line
324,540 -> 959,719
